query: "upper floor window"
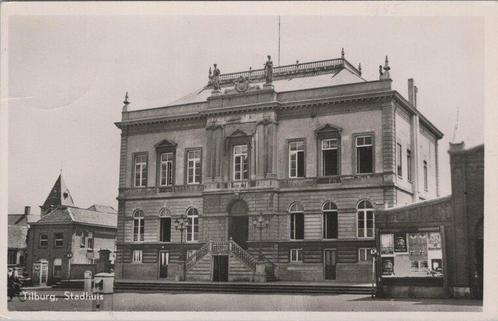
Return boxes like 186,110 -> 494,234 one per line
423,160 -> 428,191
321,139 -> 339,176
322,201 -> 338,239
159,208 -> 171,242
397,143 -> 403,177
187,149 -> 202,184
407,149 -> 412,182
134,153 -> 148,187
357,200 -> 374,238
289,202 -> 304,240
54,232 -> 64,247
159,152 -> 174,186
39,234 -> 48,248
355,135 -> 373,174
186,207 -> 199,242
133,209 -> 145,242
233,145 -> 248,181
289,141 -> 305,178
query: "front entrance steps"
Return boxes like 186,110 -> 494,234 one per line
114,280 -> 373,295
185,239 -> 275,282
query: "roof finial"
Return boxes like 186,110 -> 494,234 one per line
358,63 -> 362,76
380,55 -> 391,80
341,48 -> 345,59
122,92 -> 129,112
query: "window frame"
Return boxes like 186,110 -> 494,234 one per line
186,207 -> 199,242
39,234 -> 48,248
159,208 -> 171,243
290,248 -> 303,263
407,149 -> 413,182
396,142 -> 403,178
8,250 -> 17,265
133,152 -> 148,188
353,133 -> 375,175
322,201 -> 338,240
232,144 -> 249,181
356,200 -> 375,239
358,248 -> 373,262
423,160 -> 428,191
159,152 -> 175,187
185,148 -> 202,185
288,139 -> 306,178
133,209 -> 145,242
53,258 -> 63,277
132,250 -> 142,263
54,232 -> 64,248
320,138 -> 340,177
289,202 -> 305,240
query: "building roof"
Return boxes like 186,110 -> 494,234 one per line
8,225 -> 29,249
8,214 -> 40,226
33,206 -> 117,228
379,195 -> 452,213
87,204 -> 117,214
41,174 -> 75,210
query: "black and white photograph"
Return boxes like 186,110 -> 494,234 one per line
1,2 -> 497,320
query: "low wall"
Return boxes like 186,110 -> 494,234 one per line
122,263 -> 158,280
276,263 -> 323,281
380,277 -> 446,298
336,263 -> 371,283
70,264 -> 96,279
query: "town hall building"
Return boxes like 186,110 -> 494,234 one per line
114,52 -> 443,283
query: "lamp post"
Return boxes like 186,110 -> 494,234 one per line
370,248 -> 378,298
174,214 -> 189,281
252,212 -> 271,261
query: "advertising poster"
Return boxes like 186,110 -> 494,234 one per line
380,234 -> 394,255
394,232 -> 408,253
382,257 -> 395,275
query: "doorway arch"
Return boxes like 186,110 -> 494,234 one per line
227,199 -> 249,249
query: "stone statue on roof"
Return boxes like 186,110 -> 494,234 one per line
209,63 -> 221,91
264,55 -> 273,85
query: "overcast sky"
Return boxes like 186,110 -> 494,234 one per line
6,12 -> 484,214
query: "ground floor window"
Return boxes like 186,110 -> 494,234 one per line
290,248 -> 303,263
380,231 -> 443,277
358,248 -> 373,262
132,250 -> 143,263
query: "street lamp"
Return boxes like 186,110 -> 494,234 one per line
370,248 -> 378,298
174,214 -> 189,281
252,212 -> 271,261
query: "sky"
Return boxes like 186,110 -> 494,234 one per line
5,12 -> 484,214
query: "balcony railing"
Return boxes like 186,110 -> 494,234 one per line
119,185 -> 204,198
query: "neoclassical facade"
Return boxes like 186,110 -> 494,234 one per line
114,54 -> 443,283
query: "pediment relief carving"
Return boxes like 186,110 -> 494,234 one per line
315,123 -> 342,138
154,139 -> 178,150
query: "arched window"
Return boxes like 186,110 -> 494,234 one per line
357,200 -> 374,238
186,207 -> 199,242
133,209 -> 144,242
159,208 -> 171,242
289,202 -> 304,240
322,201 -> 338,239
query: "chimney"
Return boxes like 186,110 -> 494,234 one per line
408,78 -> 417,107
24,206 -> 31,215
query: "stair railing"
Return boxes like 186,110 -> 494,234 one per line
229,240 -> 257,271
185,241 -> 211,270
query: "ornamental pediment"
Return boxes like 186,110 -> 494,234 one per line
154,139 -> 177,149
315,124 -> 342,137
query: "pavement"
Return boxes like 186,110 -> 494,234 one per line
7,289 -> 483,312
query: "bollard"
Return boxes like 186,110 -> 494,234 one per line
83,271 -> 93,294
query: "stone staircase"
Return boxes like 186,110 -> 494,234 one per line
185,239 -> 275,282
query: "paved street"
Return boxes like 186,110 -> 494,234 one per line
7,290 -> 482,312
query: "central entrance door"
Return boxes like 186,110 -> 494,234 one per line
228,200 -> 249,249
212,255 -> 229,282
324,249 -> 337,280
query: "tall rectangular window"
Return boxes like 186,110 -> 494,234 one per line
397,143 -> 403,177
160,217 -> 171,242
323,212 -> 338,239
132,250 -> 142,263
321,139 -> 339,176
133,211 -> 145,242
54,233 -> 64,247
187,149 -> 202,184
290,213 -> 304,240
289,141 -> 305,178
407,149 -> 412,182
424,160 -> 428,191
39,234 -> 48,248
357,201 -> 374,238
159,152 -> 174,186
356,136 -> 373,174
8,250 -> 17,265
233,145 -> 248,181
134,154 -> 148,187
